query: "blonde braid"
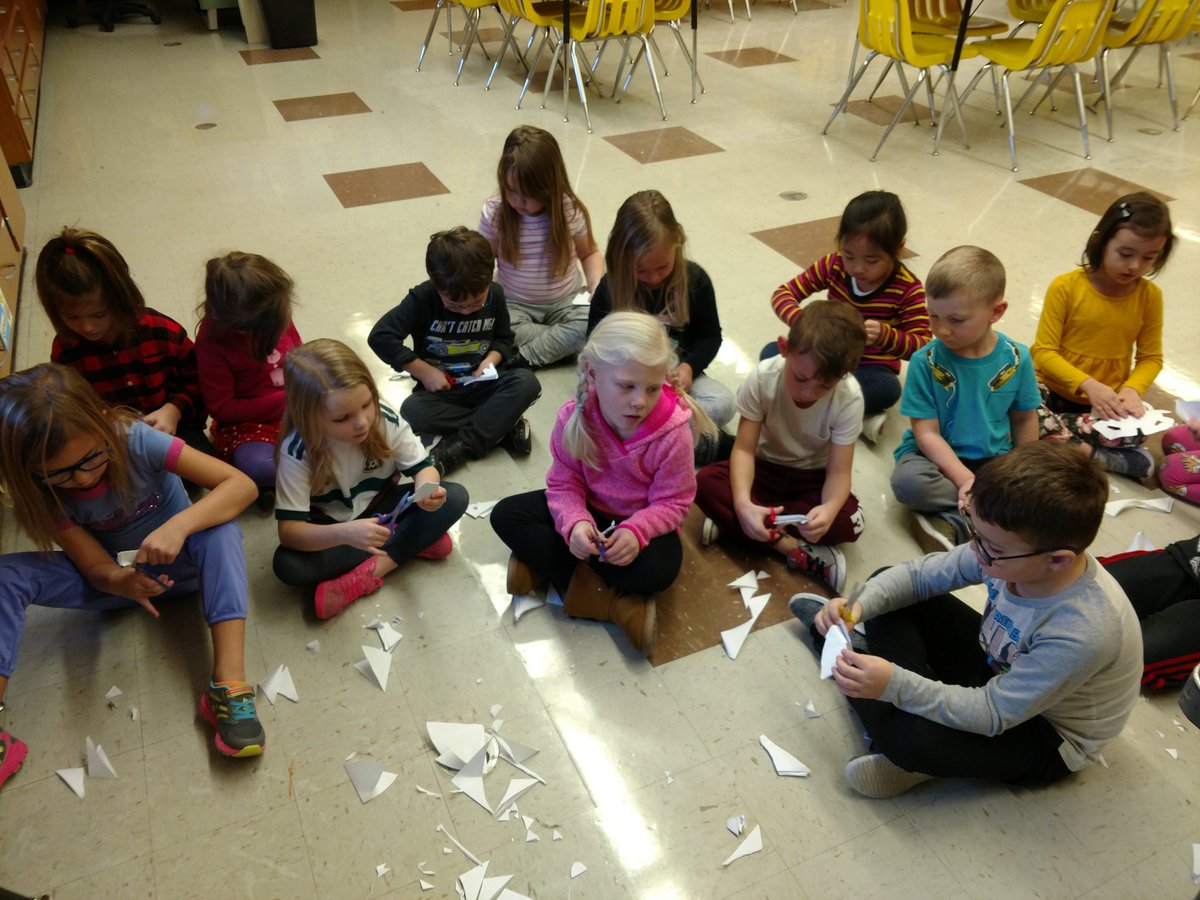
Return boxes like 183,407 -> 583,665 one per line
560,363 -> 598,468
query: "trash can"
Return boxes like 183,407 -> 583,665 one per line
259,0 -> 317,49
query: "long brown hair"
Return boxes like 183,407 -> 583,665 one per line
494,125 -> 594,276
604,190 -> 690,328
35,227 -> 147,346
279,339 -> 391,494
200,252 -> 295,360
0,363 -> 138,550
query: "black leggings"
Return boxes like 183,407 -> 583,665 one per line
847,592 -> 1071,785
490,489 -> 682,596
272,481 -> 468,586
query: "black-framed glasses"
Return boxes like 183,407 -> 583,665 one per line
40,447 -> 109,486
963,511 -> 1078,566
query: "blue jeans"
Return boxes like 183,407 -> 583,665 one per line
0,519 -> 250,677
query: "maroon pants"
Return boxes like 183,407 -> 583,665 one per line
695,459 -> 864,547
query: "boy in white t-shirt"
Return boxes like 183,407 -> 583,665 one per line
696,300 -> 867,592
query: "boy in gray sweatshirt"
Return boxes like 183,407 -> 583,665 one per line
793,440 -> 1143,798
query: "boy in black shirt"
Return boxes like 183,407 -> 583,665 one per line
369,228 -> 541,475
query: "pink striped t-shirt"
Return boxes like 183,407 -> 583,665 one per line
479,195 -> 588,305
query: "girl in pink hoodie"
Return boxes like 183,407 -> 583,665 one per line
491,311 -> 708,656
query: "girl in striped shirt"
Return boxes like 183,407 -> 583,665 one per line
479,126 -> 604,367
769,191 -> 930,442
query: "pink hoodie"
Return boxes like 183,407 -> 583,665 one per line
546,383 -> 697,549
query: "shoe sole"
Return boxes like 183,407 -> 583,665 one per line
700,519 -> 718,546
909,513 -> 955,554
844,753 -> 931,798
0,737 -> 29,787
314,572 -> 381,619
198,693 -> 266,758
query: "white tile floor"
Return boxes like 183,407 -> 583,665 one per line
1,0 -> 1199,896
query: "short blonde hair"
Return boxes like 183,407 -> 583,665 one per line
279,340 -> 391,493
604,190 -> 690,328
925,245 -> 1005,307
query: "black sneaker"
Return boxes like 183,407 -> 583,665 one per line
507,417 -> 533,455
199,681 -> 265,758
254,487 -> 276,512
431,436 -> 469,477
508,350 -> 532,370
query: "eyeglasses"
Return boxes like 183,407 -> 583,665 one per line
964,512 -> 1078,567
40,447 -> 109,486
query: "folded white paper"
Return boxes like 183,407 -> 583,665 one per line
759,734 -> 810,777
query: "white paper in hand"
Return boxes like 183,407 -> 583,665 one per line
820,624 -> 850,680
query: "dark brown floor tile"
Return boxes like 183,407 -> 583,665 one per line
440,27 -> 508,44
508,69 -> 568,92
844,95 -> 940,127
650,508 -> 831,667
239,47 -> 320,66
323,163 -> 450,209
706,47 -> 798,68
392,0 -> 439,10
752,216 -> 917,270
274,92 -> 372,123
603,126 -> 724,163
1018,168 -> 1173,217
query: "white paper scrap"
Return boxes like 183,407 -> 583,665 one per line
490,704 -> 503,717
306,639 -> 320,653
428,722 -> 488,770
458,862 -> 488,900
354,645 -> 391,690
1157,730 -> 1166,738
1192,842 -> 1199,885
804,700 -> 820,719
57,767 -> 86,799
759,734 -> 810,777
85,737 -> 118,779
726,814 -> 745,836
457,363 -> 498,387
820,624 -> 851,679
371,621 -> 403,652
495,777 -> 538,815
443,847 -> 452,855
525,830 -> 539,842
512,593 -> 546,623
258,664 -> 300,705
129,706 -> 139,721
420,880 -> 434,891
345,760 -> 397,803
552,829 -> 563,841
1166,748 -> 1179,759
570,862 -> 587,879
495,734 -> 539,766
480,874 -> 513,900
105,685 -> 123,704
437,824 -> 483,865
418,862 -> 435,875
756,570 -> 769,580
1093,405 -> 1173,440
466,500 -> 499,518
416,785 -> 442,798
1105,496 -> 1174,517
451,747 -> 492,813
738,585 -> 757,607
665,771 -> 674,785
376,863 -> 390,877
1126,531 -> 1157,553
722,825 -> 763,866
491,719 -> 504,733
727,571 -> 759,591
721,619 -> 755,660
521,815 -> 535,830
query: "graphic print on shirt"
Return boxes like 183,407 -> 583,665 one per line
426,315 -> 496,376
85,490 -> 165,533
979,583 -> 1021,672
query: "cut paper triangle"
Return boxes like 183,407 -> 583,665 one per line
497,891 -> 533,900
521,815 -> 535,830
86,737 -> 118,779
105,685 -> 123,702
306,639 -> 320,653
495,734 -> 539,766
345,760 -> 397,803
428,722 -> 488,771
820,624 -> 851,679
756,570 -> 769,580
552,830 -> 562,841
746,593 -> 770,618
525,830 -> 539,842
57,767 -> 86,798
495,777 -> 538,815
1166,748 -> 1179,759
721,619 -> 754,659
458,862 -> 488,900
727,571 -> 759,591
570,862 -> 587,879
803,700 -> 820,719
490,704 -> 503,717
258,664 -> 300,705
479,875 -> 513,900
420,879 -> 434,891
376,863 -> 390,877
759,734 -> 810,777
466,500 -> 499,518
722,825 -> 763,866
512,594 -> 546,624
1126,531 -> 1157,553
738,586 -> 757,607
726,814 -> 745,836
354,645 -> 391,690
370,621 -> 403,652
451,746 -> 492,813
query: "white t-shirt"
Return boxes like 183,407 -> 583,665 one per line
478,195 -> 587,305
275,404 -> 429,523
736,355 -> 864,469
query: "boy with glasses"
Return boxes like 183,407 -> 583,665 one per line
791,441 -> 1142,798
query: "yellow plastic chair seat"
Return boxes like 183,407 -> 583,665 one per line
909,33 -> 981,65
911,14 -> 1007,36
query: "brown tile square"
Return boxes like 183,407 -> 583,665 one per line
650,508 -> 832,666
392,0 -> 439,9
1184,51 -> 1200,62
752,216 -> 918,270
239,47 -> 320,66
440,27 -> 508,44
603,126 -> 724,164
1018,168 -> 1173,217
507,69 -> 568,91
273,92 -> 372,123
705,47 -> 798,68
844,95 -> 939,127
323,163 -> 450,209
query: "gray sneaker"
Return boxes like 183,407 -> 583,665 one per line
910,512 -> 956,554
844,753 -> 933,798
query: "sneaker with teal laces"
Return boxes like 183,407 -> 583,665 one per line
199,681 -> 265,758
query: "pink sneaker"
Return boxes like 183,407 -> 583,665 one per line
0,730 -> 29,791
416,532 -> 453,560
314,558 -> 383,620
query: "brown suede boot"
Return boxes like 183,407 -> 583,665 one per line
506,554 -> 547,596
563,563 -> 656,658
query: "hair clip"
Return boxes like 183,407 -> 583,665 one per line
1117,202 -> 1133,220
64,246 -> 76,255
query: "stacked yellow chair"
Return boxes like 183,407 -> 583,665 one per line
416,0 -> 515,86
612,0 -> 705,104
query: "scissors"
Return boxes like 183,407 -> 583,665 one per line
593,520 -> 618,561
375,481 -> 438,531
766,509 -> 809,538
116,549 -> 161,580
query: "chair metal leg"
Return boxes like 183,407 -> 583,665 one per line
1111,44 -> 1142,89
454,10 -> 481,85
416,0 -> 446,71
893,63 -> 920,125
1070,65 -> 1092,160
1163,44 -> 1179,131
1099,48 -> 1113,140
871,69 -> 928,161
1000,72 -> 1019,171
647,33 -> 668,77
519,31 -> 553,108
932,68 -> 969,155
1023,67 -> 1064,117
446,4 -> 454,55
638,34 -> 669,121
822,50 -> 881,133
1185,82 -> 1200,120
486,16 -> 529,90
668,22 -> 704,95
569,43 -> 593,130
866,59 -> 895,101
541,36 -> 564,108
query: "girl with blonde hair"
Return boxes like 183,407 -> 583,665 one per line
273,340 -> 467,619
490,311 -> 701,657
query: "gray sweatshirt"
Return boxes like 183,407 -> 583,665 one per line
863,545 -> 1143,770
